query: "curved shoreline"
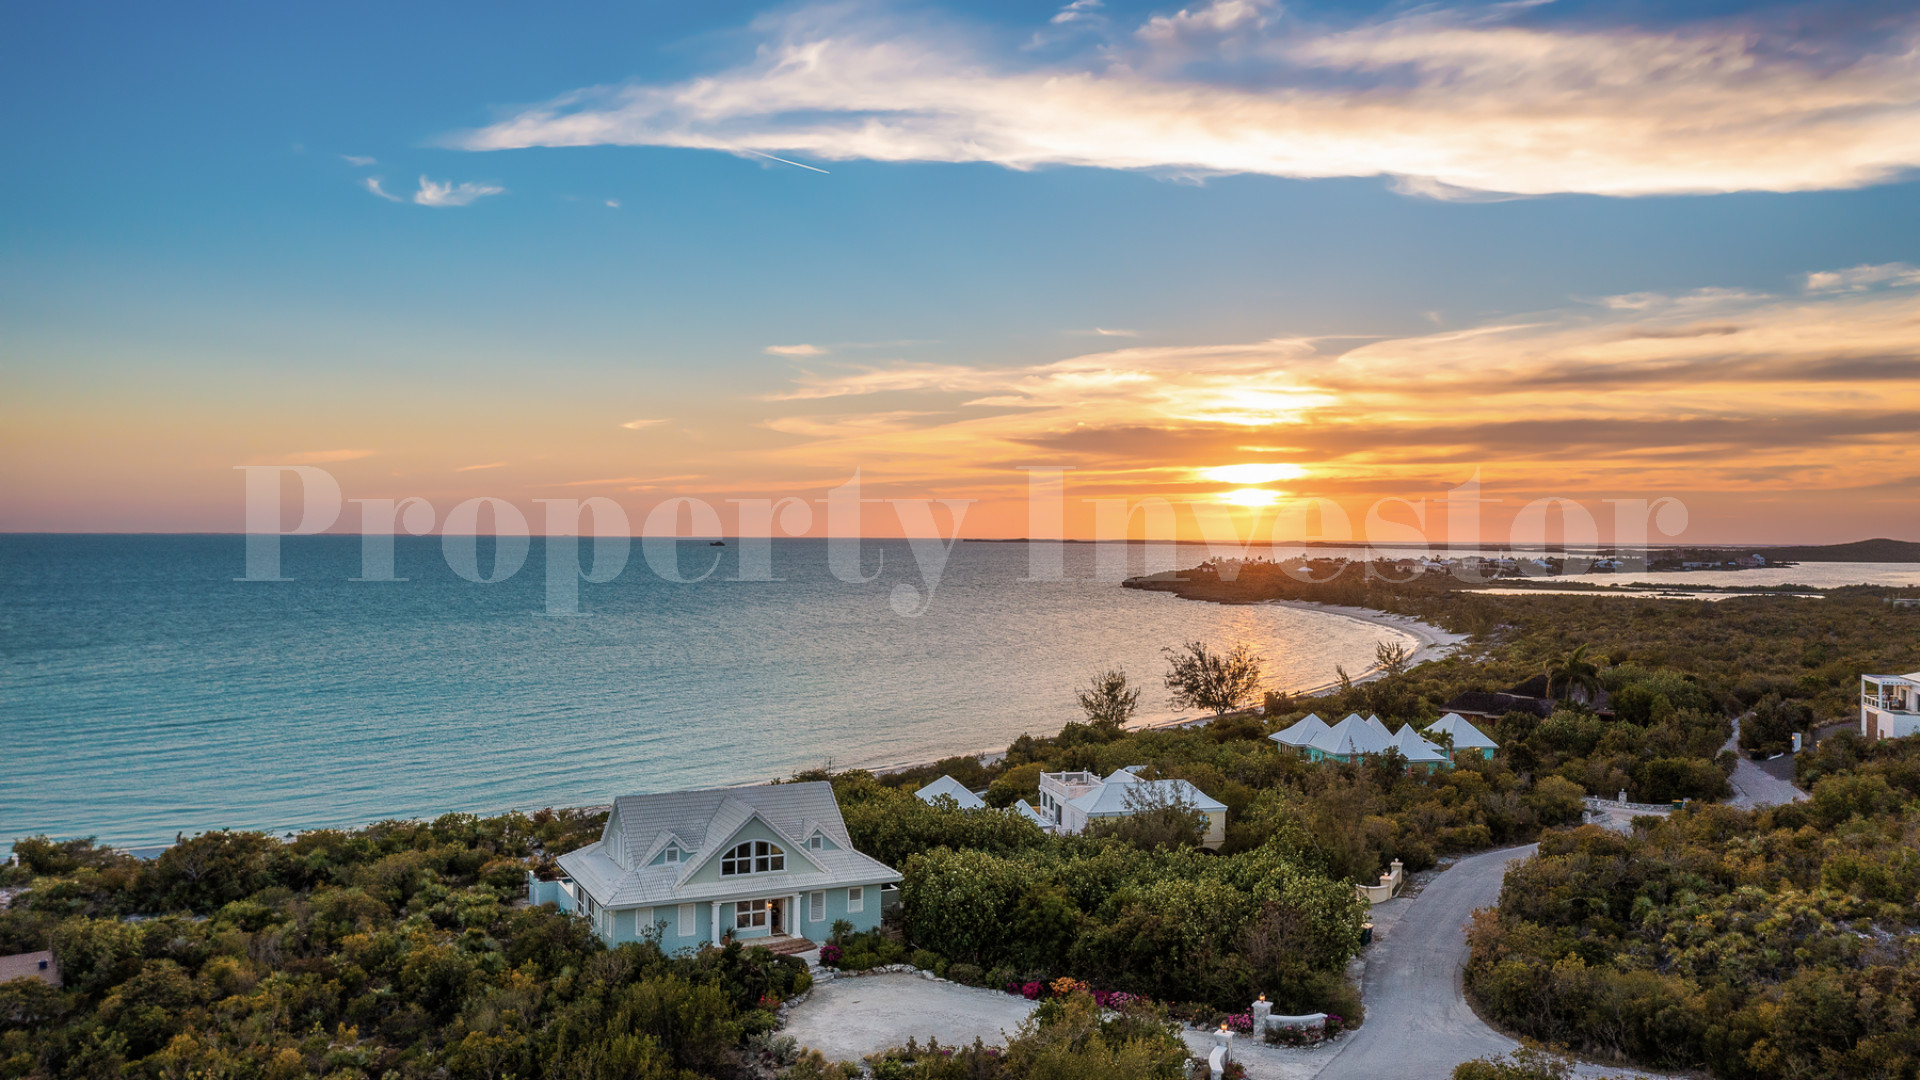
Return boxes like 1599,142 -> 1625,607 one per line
869,599 -> 1469,767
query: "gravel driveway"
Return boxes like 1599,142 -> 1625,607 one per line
783,974 -> 1037,1064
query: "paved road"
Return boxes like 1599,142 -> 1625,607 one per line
1723,718 -> 1809,809
1316,845 -> 1537,1080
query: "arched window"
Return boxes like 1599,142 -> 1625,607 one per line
720,840 -> 784,876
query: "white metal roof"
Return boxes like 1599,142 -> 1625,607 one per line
1068,777 -> 1228,816
557,781 -> 901,909
915,775 -> 987,809
1390,724 -> 1450,763
1426,712 -> 1499,750
1308,714 -> 1394,756
1269,713 -> 1329,747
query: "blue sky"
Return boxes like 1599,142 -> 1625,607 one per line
3,0 -> 1919,539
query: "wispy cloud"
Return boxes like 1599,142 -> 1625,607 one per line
605,198 -> 621,208
1806,263 -> 1920,293
452,3 -> 1920,197
412,175 -> 505,207
621,417 -> 670,430
1090,327 -> 1138,337
455,461 -> 507,471
364,177 -> 403,203
766,343 -> 827,356
273,449 -> 377,464
342,155 -> 377,167
1052,0 -> 1103,24
749,283 -> 1920,497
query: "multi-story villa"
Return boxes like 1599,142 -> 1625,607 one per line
1036,766 -> 1227,849
1861,673 -> 1920,741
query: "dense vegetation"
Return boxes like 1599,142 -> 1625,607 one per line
1463,734 -> 1920,1080
7,569 -> 1915,1078
0,813 -> 820,1080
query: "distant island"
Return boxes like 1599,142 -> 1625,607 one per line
1694,537 -> 1920,563
970,536 -> 1920,566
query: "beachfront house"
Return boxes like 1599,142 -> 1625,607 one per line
1268,712 -> 1330,749
1273,711 -> 1460,768
1037,766 -> 1228,848
1389,723 -> 1450,768
1861,673 -> 1920,741
541,781 -> 901,952
914,774 -> 986,809
917,773 -> 1053,830
1425,712 -> 1500,761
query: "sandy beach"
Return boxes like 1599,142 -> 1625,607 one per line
872,600 -> 1470,761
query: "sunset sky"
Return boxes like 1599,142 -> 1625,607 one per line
4,0 -> 1919,542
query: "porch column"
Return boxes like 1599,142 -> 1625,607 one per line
790,892 -> 801,937
711,901 -> 721,945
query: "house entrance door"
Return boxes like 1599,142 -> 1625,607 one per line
771,898 -> 784,936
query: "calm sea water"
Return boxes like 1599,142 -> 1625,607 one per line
0,536 -> 1415,849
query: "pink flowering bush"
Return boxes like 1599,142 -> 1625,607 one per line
818,944 -> 843,966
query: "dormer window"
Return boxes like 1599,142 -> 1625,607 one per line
662,846 -> 681,864
720,840 -> 784,876
808,833 -> 825,851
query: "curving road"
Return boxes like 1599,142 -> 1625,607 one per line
1315,844 -> 1537,1080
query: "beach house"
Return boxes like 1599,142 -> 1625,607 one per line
916,773 -> 1053,830
1861,673 -> 1920,741
542,781 -> 901,952
1424,712 -> 1500,761
914,774 -> 986,809
1273,711 -> 1459,768
1037,766 -> 1228,848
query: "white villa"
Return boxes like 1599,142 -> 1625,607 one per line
1037,766 -> 1228,848
1862,673 -> 1920,741
537,781 -> 900,951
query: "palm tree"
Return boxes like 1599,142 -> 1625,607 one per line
1544,644 -> 1603,704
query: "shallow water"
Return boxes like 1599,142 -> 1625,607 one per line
0,536 -> 1416,848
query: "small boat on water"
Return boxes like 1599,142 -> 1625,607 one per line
710,540 -> 726,547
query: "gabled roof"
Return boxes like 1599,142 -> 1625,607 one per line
915,775 -> 986,810
1389,723 -> 1449,763
1103,766 -> 1145,784
672,797 -> 816,888
1013,800 -> 1049,827
1069,777 -> 1227,816
1426,712 -> 1499,750
1308,714 -> 1394,756
1269,713 -> 1329,747
558,781 -> 900,909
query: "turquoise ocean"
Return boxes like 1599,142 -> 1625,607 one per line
1,536 -> 1415,849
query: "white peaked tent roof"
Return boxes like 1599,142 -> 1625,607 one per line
1308,714 -> 1394,756
1364,714 -> 1394,739
1427,712 -> 1499,750
1269,713 -> 1329,747
915,775 -> 986,810
1390,724 -> 1450,763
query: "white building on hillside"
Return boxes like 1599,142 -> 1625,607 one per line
914,775 -> 986,809
1861,673 -> 1920,741
1037,767 -> 1227,848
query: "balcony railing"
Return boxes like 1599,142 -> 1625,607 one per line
1864,695 -> 1918,714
